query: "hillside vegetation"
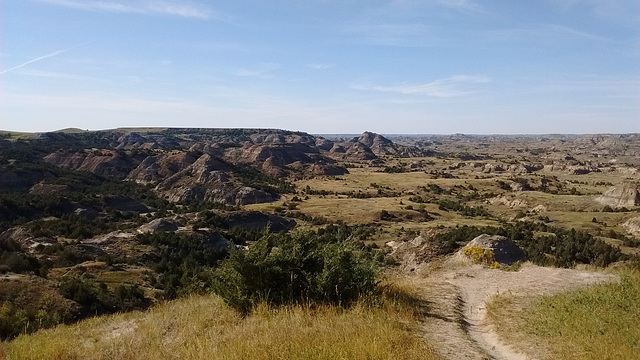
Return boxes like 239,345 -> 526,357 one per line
0,284 -> 439,360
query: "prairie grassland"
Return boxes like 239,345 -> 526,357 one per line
0,130 -> 38,140
487,268 -> 640,360
47,262 -> 150,288
292,196 -> 407,224
248,195 -> 406,224
297,167 -> 499,194
1,287 -> 440,360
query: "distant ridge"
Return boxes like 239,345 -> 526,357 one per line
53,128 -> 90,133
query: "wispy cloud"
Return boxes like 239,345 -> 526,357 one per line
354,75 -> 490,98
383,0 -> 489,16
191,41 -> 253,53
432,0 -> 489,15
34,0 -> 216,19
548,0 -> 639,23
486,23 -> 610,43
342,0 -> 490,47
12,69 -> 101,81
343,23 -> 439,47
0,43 -> 88,76
234,63 -> 280,79
306,63 -> 334,70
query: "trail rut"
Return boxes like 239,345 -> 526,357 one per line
414,263 -> 617,360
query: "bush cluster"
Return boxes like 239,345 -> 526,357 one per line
210,225 -> 381,313
437,199 -> 490,217
232,164 -> 295,194
432,222 -> 627,268
58,276 -> 144,315
137,231 -> 229,299
0,238 -> 41,275
0,297 -> 72,340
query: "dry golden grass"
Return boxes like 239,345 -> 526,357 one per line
293,196 -> 405,224
296,168 -> 491,194
487,268 -> 640,360
1,291 -> 440,360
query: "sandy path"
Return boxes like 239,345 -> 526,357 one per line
414,263 -> 617,360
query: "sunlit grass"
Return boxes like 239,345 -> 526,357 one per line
487,267 -> 640,360
1,284 -> 440,360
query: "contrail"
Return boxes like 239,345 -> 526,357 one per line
0,42 -> 90,75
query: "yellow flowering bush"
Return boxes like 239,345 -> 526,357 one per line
463,246 -> 501,269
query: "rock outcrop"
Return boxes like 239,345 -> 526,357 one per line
127,152 -> 198,184
460,234 -> 526,265
138,219 -> 179,233
224,211 -> 296,232
623,216 -> 640,238
385,231 -> 453,272
155,154 -> 277,205
105,196 -> 150,213
327,131 -> 425,160
595,182 -> 640,209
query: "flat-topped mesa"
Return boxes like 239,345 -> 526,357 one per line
595,182 -> 640,209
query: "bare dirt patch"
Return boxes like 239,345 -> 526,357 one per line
413,263 -> 617,360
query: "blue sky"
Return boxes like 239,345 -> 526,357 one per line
1,0 -> 638,134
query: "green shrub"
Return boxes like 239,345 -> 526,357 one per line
379,210 -> 395,220
114,284 -> 146,311
432,222 -> 626,268
0,238 -> 42,275
210,226 -> 380,313
137,231 -> 228,299
57,276 -> 118,315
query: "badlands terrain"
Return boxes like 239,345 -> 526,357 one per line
0,128 -> 639,359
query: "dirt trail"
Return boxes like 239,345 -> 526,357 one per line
413,263 -> 617,360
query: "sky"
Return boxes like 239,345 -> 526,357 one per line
1,0 -> 638,134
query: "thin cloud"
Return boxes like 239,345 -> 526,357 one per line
486,23 -> 611,43
343,23 -> 439,47
433,0 -> 489,15
307,63 -> 334,70
355,75 -> 490,98
0,43 -> 88,76
548,0 -> 639,23
191,41 -> 253,53
34,0 -> 215,19
234,63 -> 280,79
384,0 -> 490,16
13,69 -> 101,81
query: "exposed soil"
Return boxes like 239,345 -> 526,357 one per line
412,262 -> 617,360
